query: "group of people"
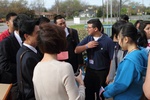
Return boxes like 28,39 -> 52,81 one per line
0,12 -> 150,100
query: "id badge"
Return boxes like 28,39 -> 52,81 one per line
89,59 -> 94,64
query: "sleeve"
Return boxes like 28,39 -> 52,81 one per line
103,60 -> 135,98
0,40 -> 16,72
107,53 -> 116,81
73,29 -> 83,65
107,39 -> 115,60
77,36 -> 89,46
62,63 -> 85,100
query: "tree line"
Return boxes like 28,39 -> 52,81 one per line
0,0 -> 149,19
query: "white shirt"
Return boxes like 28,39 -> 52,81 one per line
14,31 -> 22,46
64,27 -> 69,37
93,34 -> 103,41
23,43 -> 37,54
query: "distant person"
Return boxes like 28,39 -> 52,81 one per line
139,21 -> 150,50
33,23 -> 85,100
103,23 -> 148,100
120,14 -> 129,22
75,19 -> 114,100
0,12 -> 17,41
134,20 -> 143,30
106,20 -> 127,84
17,20 -> 41,100
54,15 -> 83,73
0,14 -> 31,83
38,16 -> 50,25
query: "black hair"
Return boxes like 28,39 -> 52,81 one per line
87,19 -> 103,31
19,20 -> 39,41
38,16 -> 50,25
139,21 -> 150,33
120,14 -> 129,22
6,12 -> 17,21
134,20 -> 143,28
111,20 -> 127,39
13,14 -> 31,31
54,15 -> 65,24
120,23 -> 148,47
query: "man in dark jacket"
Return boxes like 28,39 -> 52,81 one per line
54,15 -> 83,73
16,20 -> 41,100
0,14 -> 31,83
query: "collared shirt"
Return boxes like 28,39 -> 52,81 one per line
78,35 -> 114,70
14,31 -> 22,46
23,43 -> 37,54
64,27 -> 69,37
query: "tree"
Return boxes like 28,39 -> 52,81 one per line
50,0 -> 87,18
97,7 -> 103,17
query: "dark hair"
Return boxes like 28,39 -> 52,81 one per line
120,14 -> 129,22
37,24 -> 67,54
54,15 -> 65,24
38,16 -> 50,25
87,19 -> 103,31
19,20 -> 39,41
111,20 -> 127,39
6,12 -> 17,21
13,14 -> 31,30
139,21 -> 150,34
134,20 -> 143,28
120,23 -> 147,47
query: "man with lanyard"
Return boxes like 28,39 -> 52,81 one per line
75,19 -> 114,100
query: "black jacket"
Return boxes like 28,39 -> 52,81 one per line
0,33 -> 20,83
17,45 -> 41,100
65,28 -> 83,72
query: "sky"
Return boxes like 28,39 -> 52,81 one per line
27,0 -> 150,9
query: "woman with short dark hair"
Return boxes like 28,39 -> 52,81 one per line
33,24 -> 85,100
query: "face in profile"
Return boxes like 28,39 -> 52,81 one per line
7,16 -> 17,32
118,31 -> 128,51
56,18 -> 66,30
144,24 -> 150,39
26,25 -> 40,47
87,24 -> 97,36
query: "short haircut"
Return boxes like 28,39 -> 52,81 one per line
37,24 -> 67,54
111,20 -> 127,39
120,14 -> 129,22
38,16 -> 50,25
6,12 -> 17,21
19,20 -> 39,41
87,19 -> 103,31
54,15 -> 65,24
13,14 -> 31,30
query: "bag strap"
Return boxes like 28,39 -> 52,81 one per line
19,50 -> 29,100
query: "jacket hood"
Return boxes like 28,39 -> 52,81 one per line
124,47 -> 148,79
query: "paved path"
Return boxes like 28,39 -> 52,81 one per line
0,23 -> 7,33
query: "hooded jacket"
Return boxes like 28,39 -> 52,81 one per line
103,47 -> 148,100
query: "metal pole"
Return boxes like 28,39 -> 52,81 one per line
107,0 -> 108,24
110,0 -> 112,24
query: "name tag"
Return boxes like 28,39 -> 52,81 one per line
57,51 -> 68,60
89,59 -> 94,64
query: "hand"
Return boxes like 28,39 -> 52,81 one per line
86,41 -> 99,49
75,69 -> 84,86
106,75 -> 113,84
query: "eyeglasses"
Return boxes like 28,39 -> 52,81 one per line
86,27 -> 93,29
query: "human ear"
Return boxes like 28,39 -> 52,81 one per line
124,36 -> 129,43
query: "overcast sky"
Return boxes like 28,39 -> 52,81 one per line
27,0 -> 149,9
